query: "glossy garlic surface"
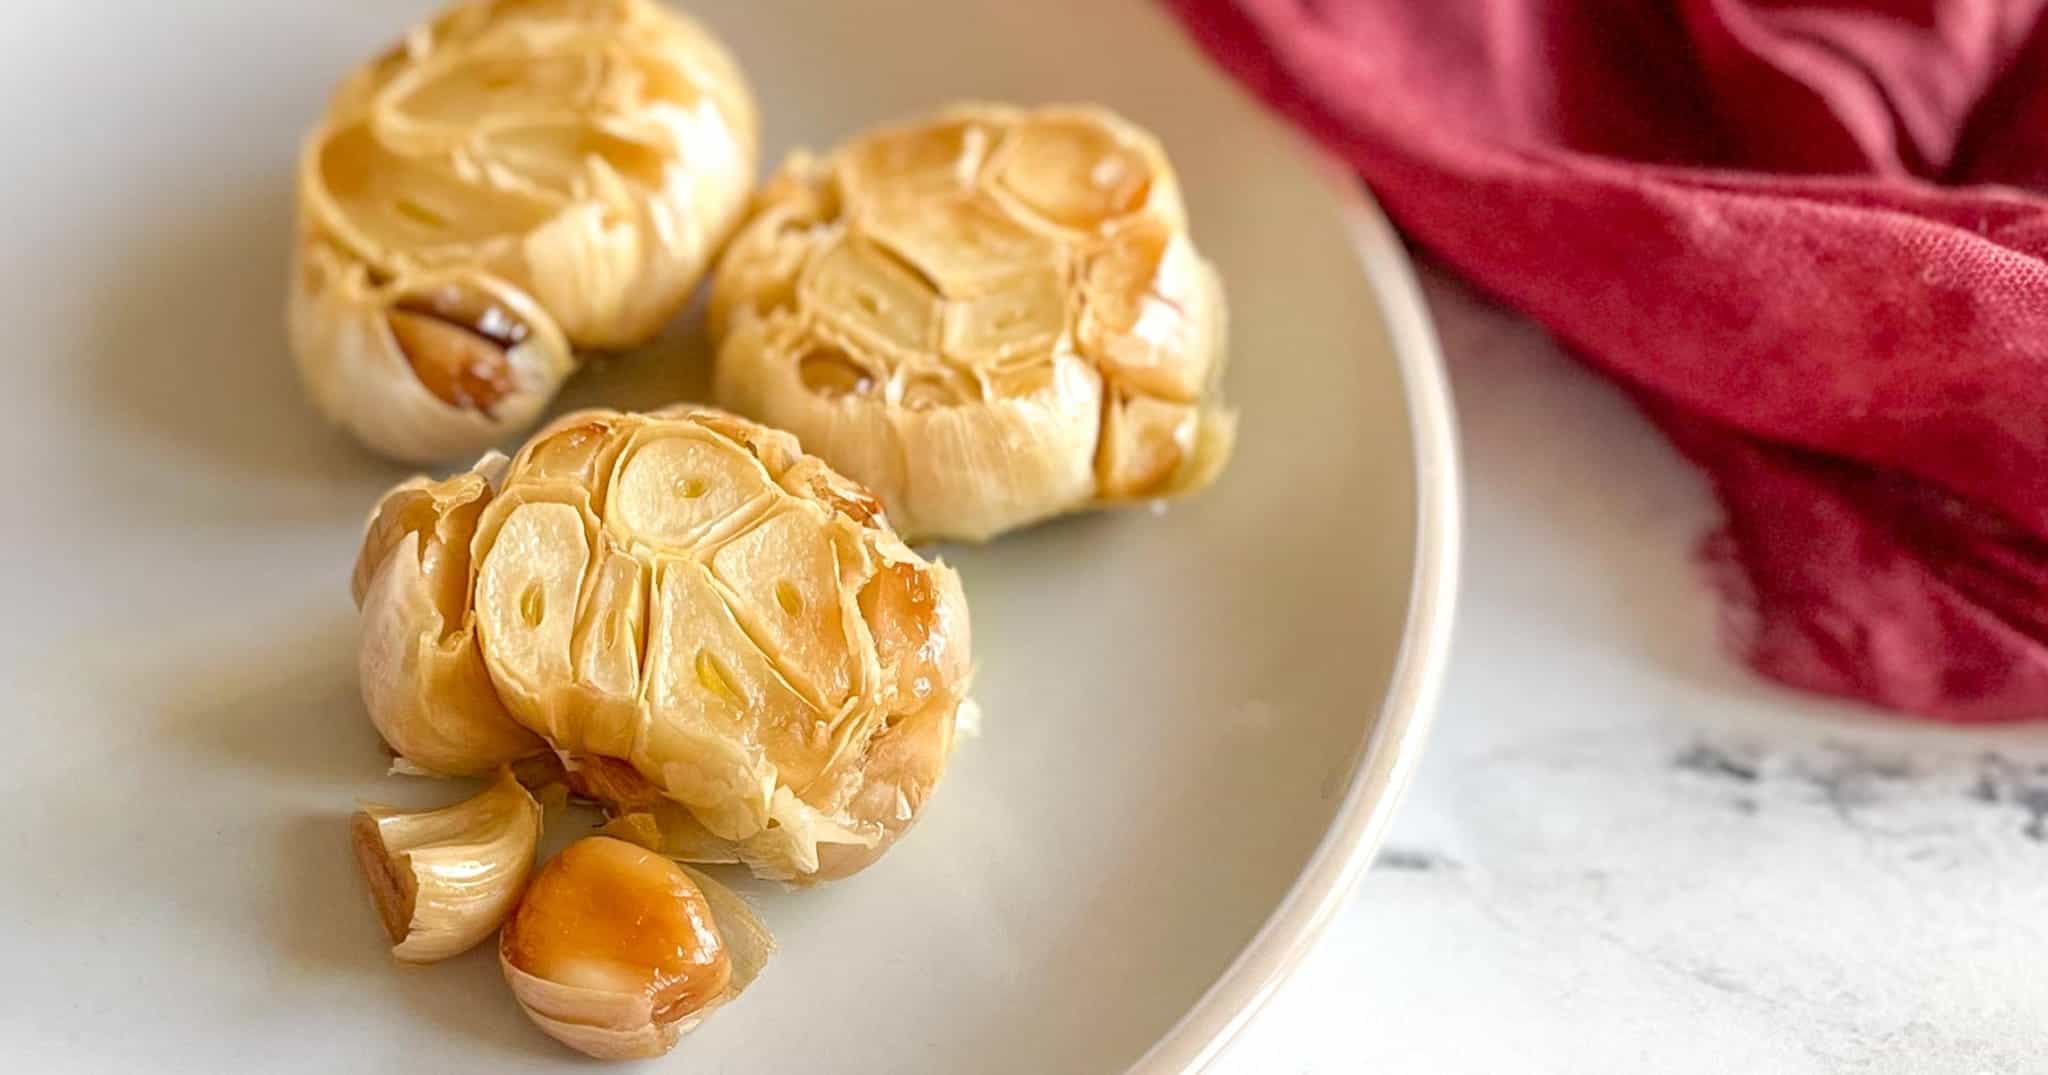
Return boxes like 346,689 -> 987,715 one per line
501,836 -> 771,1059
710,103 -> 1235,541
290,0 -> 757,463
503,837 -> 723,1057
351,408 -> 972,882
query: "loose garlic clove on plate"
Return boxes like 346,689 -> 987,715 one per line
500,836 -> 772,1060
290,0 -> 759,463
351,769 -> 542,963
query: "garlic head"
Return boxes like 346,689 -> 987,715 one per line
709,103 -> 1235,541
290,0 -> 759,463
351,408 -> 974,882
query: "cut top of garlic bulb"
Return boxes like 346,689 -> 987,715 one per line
290,0 -> 758,463
353,408 -> 973,882
709,103 -> 1236,541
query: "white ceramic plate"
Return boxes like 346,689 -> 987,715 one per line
0,1 -> 1457,1071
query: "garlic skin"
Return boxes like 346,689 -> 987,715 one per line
352,408 -> 974,882
290,0 -> 758,464
351,768 -> 542,963
709,103 -> 1236,542
500,837 -> 772,1059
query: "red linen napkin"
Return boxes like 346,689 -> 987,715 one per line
1162,0 -> 2048,722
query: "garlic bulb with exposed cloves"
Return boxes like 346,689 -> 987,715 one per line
709,103 -> 1234,541
351,407 -> 973,882
290,0 -> 757,463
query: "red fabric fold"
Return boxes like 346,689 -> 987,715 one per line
1162,0 -> 2048,721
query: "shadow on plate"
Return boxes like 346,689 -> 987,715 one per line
75,160 -> 722,488
159,612 -> 377,784
545,302 -> 721,420
77,169 -> 394,486
272,810 -> 549,1059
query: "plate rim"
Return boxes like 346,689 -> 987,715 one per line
1130,156 -> 1464,1073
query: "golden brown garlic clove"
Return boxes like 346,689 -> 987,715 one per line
351,769 -> 541,963
384,287 -> 531,415
500,837 -> 771,1060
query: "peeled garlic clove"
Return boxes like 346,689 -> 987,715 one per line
708,103 -> 1234,541
500,837 -> 771,1060
289,0 -> 759,463
351,769 -> 541,963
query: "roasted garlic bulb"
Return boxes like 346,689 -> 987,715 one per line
351,768 -> 542,962
501,836 -> 771,1059
709,103 -> 1236,541
290,0 -> 758,463
351,408 -> 973,882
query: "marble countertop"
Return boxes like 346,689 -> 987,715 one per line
1216,270 -> 2048,1075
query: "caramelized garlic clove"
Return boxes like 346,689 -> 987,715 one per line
499,837 -> 771,1060
351,769 -> 541,963
289,242 -> 577,465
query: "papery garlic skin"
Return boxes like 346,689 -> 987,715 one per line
500,837 -> 772,1059
290,0 -> 758,463
709,103 -> 1235,542
351,768 -> 542,963
353,408 -> 973,882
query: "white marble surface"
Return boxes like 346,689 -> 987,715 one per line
1217,269 -> 2048,1075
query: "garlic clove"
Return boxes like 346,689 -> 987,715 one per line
1156,404 -> 1239,500
499,837 -> 771,1060
1096,391 -> 1199,500
354,469 -> 546,776
289,241 -> 577,465
351,769 -> 542,963
990,108 -> 1163,236
809,699 -> 956,882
